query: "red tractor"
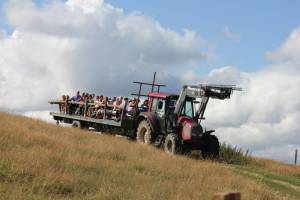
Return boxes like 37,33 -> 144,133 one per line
135,84 -> 241,157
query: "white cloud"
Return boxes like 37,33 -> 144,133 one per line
196,28 -> 300,163
0,0 -> 205,112
0,30 -> 6,39
223,26 -> 240,42
266,27 -> 300,64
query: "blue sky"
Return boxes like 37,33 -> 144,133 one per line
107,0 -> 300,72
1,0 -> 300,73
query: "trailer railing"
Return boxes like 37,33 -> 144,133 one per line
49,100 -> 128,121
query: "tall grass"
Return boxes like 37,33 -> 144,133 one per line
219,142 -> 252,165
0,112 -> 293,200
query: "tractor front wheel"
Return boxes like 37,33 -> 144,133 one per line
201,134 -> 220,159
164,133 -> 181,155
136,120 -> 153,144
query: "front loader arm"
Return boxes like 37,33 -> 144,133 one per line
174,84 -> 241,121
174,85 -> 188,117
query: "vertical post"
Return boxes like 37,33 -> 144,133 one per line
295,149 -> 298,165
84,101 -> 87,117
66,101 -> 69,114
104,102 -> 107,120
59,102 -> 62,113
119,99 -> 128,125
151,72 -> 156,92
64,101 -> 66,114
137,83 -> 142,102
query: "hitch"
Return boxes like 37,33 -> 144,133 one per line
203,129 -> 215,135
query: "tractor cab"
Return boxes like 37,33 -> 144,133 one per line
148,92 -> 196,119
146,92 -> 199,136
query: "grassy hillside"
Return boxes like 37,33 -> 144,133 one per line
0,113 -> 299,200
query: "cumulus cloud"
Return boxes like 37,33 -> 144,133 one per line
0,30 -> 6,39
0,0 -> 205,112
266,27 -> 300,64
196,28 -> 300,163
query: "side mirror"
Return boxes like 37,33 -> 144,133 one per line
158,101 -> 163,109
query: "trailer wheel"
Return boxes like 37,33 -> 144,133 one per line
71,120 -> 81,129
164,133 -> 181,155
136,120 -> 153,144
201,134 -> 220,159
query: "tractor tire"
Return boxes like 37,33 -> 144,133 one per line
136,120 -> 154,144
71,120 -> 81,129
164,133 -> 181,155
201,134 -> 220,159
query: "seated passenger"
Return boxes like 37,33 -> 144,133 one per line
113,97 -> 123,120
113,97 -> 122,109
126,98 -> 138,116
96,96 -> 107,119
88,94 -> 94,103
104,96 -> 114,119
86,94 -> 95,117
94,96 -> 102,108
75,94 -> 86,116
111,97 -> 116,105
139,99 -> 149,112
70,91 -> 82,102
69,91 -> 82,115
90,96 -> 99,118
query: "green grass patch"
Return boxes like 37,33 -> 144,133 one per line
236,165 -> 300,187
233,165 -> 300,199
219,142 -> 252,165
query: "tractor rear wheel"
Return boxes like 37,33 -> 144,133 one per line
201,134 -> 220,159
136,120 -> 153,144
164,133 -> 181,155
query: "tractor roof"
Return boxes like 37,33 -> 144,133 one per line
148,92 -> 178,99
148,92 -> 168,98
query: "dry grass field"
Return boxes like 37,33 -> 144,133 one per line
0,112 -> 299,200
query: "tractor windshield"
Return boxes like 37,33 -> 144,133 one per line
180,100 -> 194,118
168,96 -> 194,119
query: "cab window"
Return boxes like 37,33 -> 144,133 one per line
181,100 -> 193,118
151,98 -> 158,112
157,99 -> 165,113
151,98 -> 165,115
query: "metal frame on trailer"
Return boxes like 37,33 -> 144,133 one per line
131,72 -> 166,102
50,112 -> 122,127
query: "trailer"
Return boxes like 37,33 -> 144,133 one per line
50,100 -> 138,138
